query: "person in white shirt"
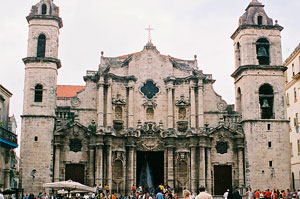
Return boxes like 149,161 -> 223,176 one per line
224,189 -> 229,199
0,190 -> 4,199
195,187 -> 213,199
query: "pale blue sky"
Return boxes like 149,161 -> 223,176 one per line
0,0 -> 299,148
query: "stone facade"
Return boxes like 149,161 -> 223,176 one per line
20,0 -> 291,195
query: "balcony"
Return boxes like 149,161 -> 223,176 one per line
0,126 -> 18,149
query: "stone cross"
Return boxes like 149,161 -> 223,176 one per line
145,25 -> 154,43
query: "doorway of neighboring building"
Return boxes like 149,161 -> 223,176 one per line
65,164 -> 85,184
214,165 -> 232,195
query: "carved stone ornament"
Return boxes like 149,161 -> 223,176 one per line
71,97 -> 81,107
141,122 -> 161,135
175,95 -> 190,106
177,121 -> 188,132
113,120 -> 124,131
136,138 -> 165,151
216,142 -> 228,154
177,152 -> 188,161
112,93 -> 126,105
142,99 -> 157,108
140,80 -> 159,99
69,139 -> 82,153
113,151 -> 124,161
73,126 -> 80,137
217,100 -> 227,111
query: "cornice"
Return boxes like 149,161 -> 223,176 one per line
23,57 -> 62,69
231,65 -> 287,78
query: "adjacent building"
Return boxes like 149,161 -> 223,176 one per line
285,44 -> 300,190
20,0 -> 291,195
0,84 -> 18,190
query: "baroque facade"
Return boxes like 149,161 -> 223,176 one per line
20,0 -> 291,195
284,43 -> 300,190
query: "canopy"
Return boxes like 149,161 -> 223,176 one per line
43,180 -> 96,193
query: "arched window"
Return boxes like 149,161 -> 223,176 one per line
256,38 -> 270,65
259,84 -> 274,119
37,34 -> 46,58
34,84 -> 43,102
146,108 -> 154,120
42,4 -> 47,15
115,106 -> 122,120
258,16 -> 263,25
178,107 -> 186,120
236,87 -> 242,113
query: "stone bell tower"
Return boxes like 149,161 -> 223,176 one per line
20,0 -> 63,194
231,0 -> 291,189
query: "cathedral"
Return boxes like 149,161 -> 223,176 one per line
20,0 -> 291,195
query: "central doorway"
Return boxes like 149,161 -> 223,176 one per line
136,151 -> 164,191
65,164 -> 85,184
214,165 -> 232,195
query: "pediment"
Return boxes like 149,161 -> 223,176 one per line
207,125 -> 244,139
55,122 -> 94,138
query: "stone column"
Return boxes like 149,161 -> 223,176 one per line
198,85 -> 204,127
206,147 -> 212,193
164,148 -> 168,185
96,144 -> 104,186
97,81 -> 105,128
167,86 -> 174,129
238,147 -> 245,186
107,144 -> 112,190
127,146 -> 135,192
89,145 -> 95,186
190,146 -> 197,193
190,85 -> 196,128
167,146 -> 174,188
107,82 -> 113,127
54,144 -> 61,182
128,85 -> 134,128
199,146 -> 206,187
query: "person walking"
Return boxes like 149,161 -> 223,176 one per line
224,189 -> 229,199
183,190 -> 191,199
232,187 -> 242,199
0,190 -> 4,199
195,186 -> 213,199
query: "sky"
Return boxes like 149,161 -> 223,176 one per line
0,0 -> 300,150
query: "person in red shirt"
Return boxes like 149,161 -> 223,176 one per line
265,189 -> 272,199
273,191 -> 278,199
255,190 -> 260,199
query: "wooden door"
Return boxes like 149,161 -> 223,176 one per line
65,164 -> 85,184
214,165 -> 232,195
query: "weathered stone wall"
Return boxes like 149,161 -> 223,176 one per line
20,117 -> 54,194
242,121 -> 290,189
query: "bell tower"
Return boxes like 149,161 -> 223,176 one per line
20,0 -> 62,194
231,0 -> 290,189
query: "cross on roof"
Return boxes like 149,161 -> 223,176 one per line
145,25 -> 154,43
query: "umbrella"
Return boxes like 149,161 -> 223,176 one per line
57,189 -> 90,194
43,180 -> 96,193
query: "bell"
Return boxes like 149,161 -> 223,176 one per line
261,99 -> 270,108
257,47 -> 269,58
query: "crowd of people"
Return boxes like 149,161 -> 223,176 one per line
243,189 -> 300,199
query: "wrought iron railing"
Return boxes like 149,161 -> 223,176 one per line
0,126 -> 17,147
